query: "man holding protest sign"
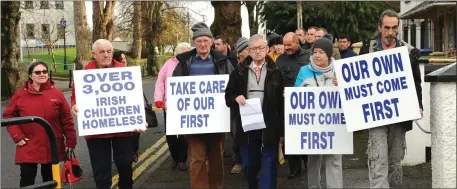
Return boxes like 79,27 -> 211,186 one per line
71,39 -> 145,189
337,10 -> 423,188
294,38 -> 343,188
171,22 -> 234,189
225,34 -> 285,189
276,32 -> 310,179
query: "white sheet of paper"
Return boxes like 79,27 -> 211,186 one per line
239,98 -> 266,132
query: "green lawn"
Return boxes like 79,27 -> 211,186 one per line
22,48 -> 78,78
22,48 -> 172,78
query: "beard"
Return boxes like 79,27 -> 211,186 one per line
383,36 -> 396,46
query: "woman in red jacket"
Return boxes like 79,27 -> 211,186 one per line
3,61 -> 77,187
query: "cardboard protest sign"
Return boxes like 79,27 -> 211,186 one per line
334,46 -> 421,132
284,87 -> 353,155
166,75 -> 230,135
73,66 -> 146,136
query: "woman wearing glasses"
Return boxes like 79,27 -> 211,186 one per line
3,61 -> 77,187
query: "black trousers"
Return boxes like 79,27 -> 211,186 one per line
164,110 -> 188,163
133,132 -> 140,152
19,163 -> 52,187
86,136 -> 134,189
287,155 -> 308,172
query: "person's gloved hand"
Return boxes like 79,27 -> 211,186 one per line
155,101 -> 163,109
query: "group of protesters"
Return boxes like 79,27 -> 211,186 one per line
3,9 -> 423,189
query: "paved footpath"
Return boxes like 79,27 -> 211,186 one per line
135,142 -> 432,188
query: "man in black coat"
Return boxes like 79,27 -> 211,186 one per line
225,34 -> 285,189
276,32 -> 311,178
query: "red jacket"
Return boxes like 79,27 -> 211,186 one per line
71,60 -> 133,140
3,80 -> 77,164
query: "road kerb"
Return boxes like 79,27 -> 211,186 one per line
110,135 -> 166,188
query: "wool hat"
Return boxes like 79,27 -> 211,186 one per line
235,37 -> 248,53
191,22 -> 213,40
267,33 -> 283,47
313,38 -> 333,59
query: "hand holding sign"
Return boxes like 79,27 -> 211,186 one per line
73,66 -> 146,136
334,46 -> 421,132
71,105 -> 79,116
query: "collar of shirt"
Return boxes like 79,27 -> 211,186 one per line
196,52 -> 212,60
250,61 -> 265,70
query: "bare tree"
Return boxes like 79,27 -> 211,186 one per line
1,1 -> 21,97
74,1 -> 89,69
92,1 -> 115,42
131,1 -> 142,59
210,1 -> 242,50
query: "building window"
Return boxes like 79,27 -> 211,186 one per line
25,1 -> 34,9
403,24 -> 409,43
421,20 -> 432,49
26,24 -> 35,38
411,23 -> 417,47
55,1 -> 64,9
41,24 -> 50,40
57,24 -> 65,39
40,1 -> 49,9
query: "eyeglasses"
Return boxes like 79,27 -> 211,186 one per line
249,46 -> 266,52
33,70 -> 48,75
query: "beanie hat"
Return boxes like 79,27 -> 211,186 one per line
323,33 -> 334,43
313,38 -> 333,59
268,36 -> 283,48
191,22 -> 213,40
235,37 -> 248,53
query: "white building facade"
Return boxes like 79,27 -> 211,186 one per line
399,0 -> 432,166
19,1 -> 76,48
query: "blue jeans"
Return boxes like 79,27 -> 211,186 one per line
240,130 -> 278,189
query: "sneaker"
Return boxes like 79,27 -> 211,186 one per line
177,163 -> 187,171
231,164 -> 242,174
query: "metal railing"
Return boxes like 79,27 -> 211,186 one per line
1,116 -> 61,189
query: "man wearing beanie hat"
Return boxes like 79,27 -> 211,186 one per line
227,37 -> 249,174
235,37 -> 249,64
294,37 -> 343,188
172,22 -> 234,189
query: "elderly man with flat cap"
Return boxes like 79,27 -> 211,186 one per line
172,22 -> 234,189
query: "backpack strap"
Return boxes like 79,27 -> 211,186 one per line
359,39 -> 371,55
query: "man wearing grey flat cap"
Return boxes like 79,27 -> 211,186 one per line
172,22 -> 234,189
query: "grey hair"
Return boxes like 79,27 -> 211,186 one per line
175,42 -> 191,56
378,9 -> 399,25
316,27 -> 328,34
92,39 -> 113,52
248,34 -> 267,46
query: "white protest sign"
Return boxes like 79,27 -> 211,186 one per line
285,87 -> 353,155
73,66 -> 146,136
334,46 -> 421,132
166,75 -> 230,135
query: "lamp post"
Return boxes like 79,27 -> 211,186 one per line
60,18 -> 67,70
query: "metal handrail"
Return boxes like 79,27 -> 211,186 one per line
1,116 -> 61,188
414,120 -> 431,134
